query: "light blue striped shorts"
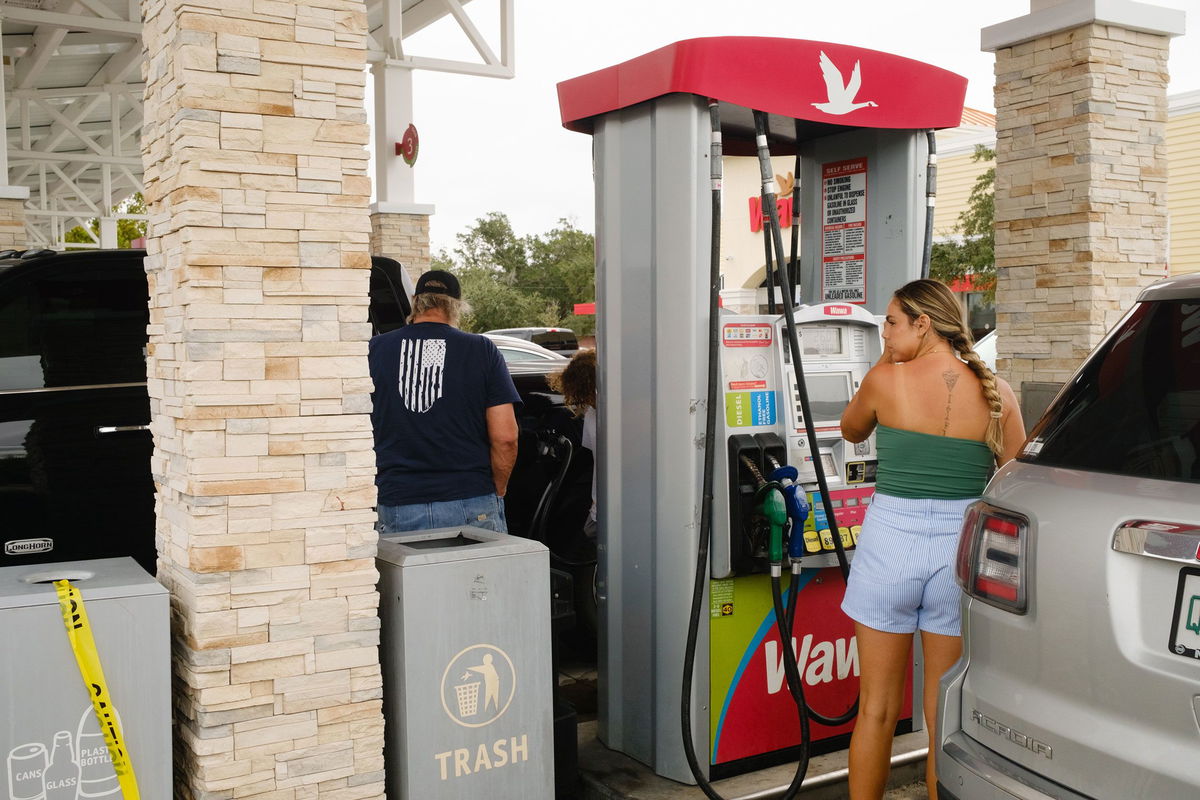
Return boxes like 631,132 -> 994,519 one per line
840,492 -> 976,636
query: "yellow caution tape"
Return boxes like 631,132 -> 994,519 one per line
54,579 -> 140,800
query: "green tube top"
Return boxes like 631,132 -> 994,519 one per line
874,424 -> 994,499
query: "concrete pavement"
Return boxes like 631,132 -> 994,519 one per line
576,720 -> 928,799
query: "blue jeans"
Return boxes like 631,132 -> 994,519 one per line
376,492 -> 508,535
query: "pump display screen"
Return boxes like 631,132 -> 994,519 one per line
802,327 -> 844,357
805,373 -> 853,422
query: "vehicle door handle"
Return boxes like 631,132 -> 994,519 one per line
1112,520 -> 1200,564
95,424 -> 151,435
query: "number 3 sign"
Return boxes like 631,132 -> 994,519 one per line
398,123 -> 419,166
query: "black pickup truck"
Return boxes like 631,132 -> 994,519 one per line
0,249 -> 593,576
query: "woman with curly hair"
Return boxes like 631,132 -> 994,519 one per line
547,349 -> 598,532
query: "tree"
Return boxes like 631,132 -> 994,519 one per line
64,192 -> 148,248
452,211 -> 528,275
930,146 -> 995,301
436,213 -> 596,335
522,220 -> 596,333
456,269 -> 562,333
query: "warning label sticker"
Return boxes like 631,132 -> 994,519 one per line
710,580 -> 735,618
821,158 -> 867,304
723,323 -> 774,347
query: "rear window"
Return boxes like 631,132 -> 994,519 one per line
368,266 -> 408,334
530,331 -> 577,351
0,260 -> 148,390
1024,299 -> 1200,483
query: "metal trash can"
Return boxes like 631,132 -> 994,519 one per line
377,527 -> 554,799
1,557 -> 170,800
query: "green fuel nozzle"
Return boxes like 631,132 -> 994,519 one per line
755,483 -> 789,566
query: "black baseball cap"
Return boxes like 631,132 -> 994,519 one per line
414,269 -> 461,299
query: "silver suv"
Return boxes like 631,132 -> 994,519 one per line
937,273 -> 1200,799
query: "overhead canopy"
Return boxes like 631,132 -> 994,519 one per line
0,0 -> 145,249
1,0 -> 511,248
557,37 -> 967,151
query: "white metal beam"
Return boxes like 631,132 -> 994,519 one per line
368,0 -> 514,76
12,149 -> 142,167
11,43 -> 142,177
381,0 -> 403,59
75,0 -> 123,21
390,54 -> 512,78
6,0 -> 517,248
26,208 -> 146,220
500,0 -> 513,72
26,175 -> 140,214
33,98 -> 107,155
0,6 -> 141,37
15,24 -> 68,90
11,83 -> 147,100
2,31 -> 131,50
47,162 -> 101,215
372,60 -> 415,207
17,115 -> 142,145
443,0 -> 501,67
387,0 -> 476,39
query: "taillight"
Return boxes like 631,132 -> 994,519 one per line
956,501 -> 1029,614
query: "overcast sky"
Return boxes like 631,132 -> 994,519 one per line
389,0 -> 1197,254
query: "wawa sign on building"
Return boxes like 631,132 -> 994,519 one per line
747,172 -> 797,233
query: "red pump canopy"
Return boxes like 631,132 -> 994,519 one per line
557,37 -> 967,148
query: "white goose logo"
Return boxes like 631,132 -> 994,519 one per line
812,51 -> 877,115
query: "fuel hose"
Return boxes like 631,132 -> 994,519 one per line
680,100 -> 812,800
922,129 -> 937,279
753,110 -> 852,582
754,110 -> 858,729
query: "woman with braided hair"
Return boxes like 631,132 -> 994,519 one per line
838,278 -> 1025,800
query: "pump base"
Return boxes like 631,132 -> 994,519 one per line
708,719 -> 912,781
578,721 -> 927,798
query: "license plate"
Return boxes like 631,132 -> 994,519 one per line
1169,567 -> 1200,660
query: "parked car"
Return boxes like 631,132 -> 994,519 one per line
973,329 -> 996,373
484,333 -> 570,365
485,326 -> 580,355
0,250 -> 593,586
937,272 -> 1200,799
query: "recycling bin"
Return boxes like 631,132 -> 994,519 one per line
377,527 -> 553,799
1,557 -> 170,800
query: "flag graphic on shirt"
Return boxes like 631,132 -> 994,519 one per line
398,338 -> 446,413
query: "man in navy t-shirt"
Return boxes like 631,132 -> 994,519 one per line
369,269 -> 520,534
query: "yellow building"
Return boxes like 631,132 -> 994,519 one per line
930,108 -> 997,242
1167,91 -> 1200,274
930,94 -> 1200,277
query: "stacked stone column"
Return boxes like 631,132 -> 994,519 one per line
987,2 -> 1183,392
0,191 -> 29,250
141,1 -> 385,797
369,210 -> 431,283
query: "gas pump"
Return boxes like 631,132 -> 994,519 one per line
707,303 -> 886,773
556,37 -> 966,787
714,304 -> 883,578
